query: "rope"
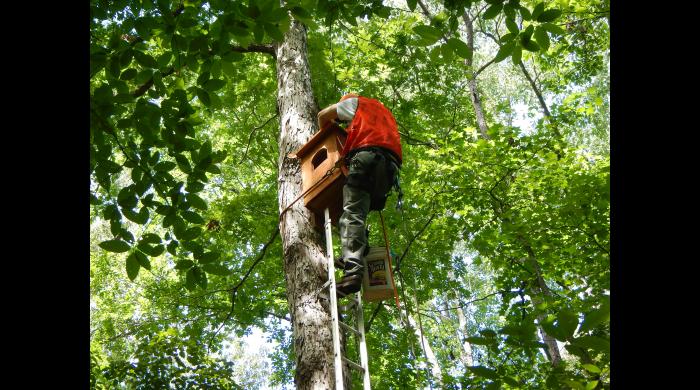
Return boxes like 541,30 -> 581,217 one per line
379,211 -> 401,309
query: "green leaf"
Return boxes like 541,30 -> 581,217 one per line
468,366 -> 499,380
197,71 -> 211,86
582,364 -> 601,374
540,23 -> 566,36
483,3 -> 503,19
202,263 -> 230,275
196,251 -> 221,264
494,41 -> 515,63
557,308 -> 579,340
505,17 -> 519,34
120,68 -> 138,80
537,9 -> 562,23
133,251 -> 151,270
440,44 -> 453,62
446,38 -> 472,60
511,44 -> 522,64
99,239 -> 131,253
199,140 -> 212,159
263,23 -> 284,41
503,377 -> 519,387
203,78 -> 226,92
194,267 -> 207,289
534,26 -> 550,52
157,52 -> 172,68
186,193 -> 208,210
175,260 -> 194,270
181,210 -> 205,224
140,233 -> 161,244
205,164 -> 222,174
521,24 -> 535,42
531,2 -> 545,20
500,32 -> 516,43
123,207 -> 149,224
99,159 -> 122,174
413,25 -> 442,46
373,5 -> 390,18
211,150 -> 227,164
154,161 -> 176,171
519,6 -> 532,20
564,380 -> 585,390
571,336 -> 610,353
138,243 -> 165,257
503,2 -> 516,19
134,51 -> 159,68
174,154 -> 192,173
521,39 -> 540,52
407,0 -> 417,11
167,240 -> 178,256
585,381 -> 599,390
465,336 -> 492,345
196,87 -> 211,107
186,180 -> 206,193
185,268 -> 197,290
221,60 -> 236,77
480,329 -> 497,338
126,253 -> 140,281
580,299 -> 610,333
180,227 -> 202,241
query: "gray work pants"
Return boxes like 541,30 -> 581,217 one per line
339,149 -> 397,275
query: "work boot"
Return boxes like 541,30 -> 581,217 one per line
336,258 -> 363,296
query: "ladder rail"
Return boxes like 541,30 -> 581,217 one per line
355,289 -> 371,390
324,207 -> 371,390
324,208 -> 344,390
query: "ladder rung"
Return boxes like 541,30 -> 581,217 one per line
339,321 -> 361,336
342,356 -> 365,372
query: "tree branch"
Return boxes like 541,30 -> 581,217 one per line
418,291 -> 503,313
395,212 -> 436,272
239,113 -> 279,164
211,227 -> 280,337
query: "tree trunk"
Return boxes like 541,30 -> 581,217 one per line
455,305 -> 474,367
446,271 -> 473,367
519,242 -> 562,367
275,19 -> 349,389
408,313 -> 443,388
462,12 -> 491,140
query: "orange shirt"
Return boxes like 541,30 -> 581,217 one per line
341,96 -> 402,162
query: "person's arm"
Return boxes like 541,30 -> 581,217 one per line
317,103 -> 338,130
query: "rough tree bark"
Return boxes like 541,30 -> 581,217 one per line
275,19 -> 350,389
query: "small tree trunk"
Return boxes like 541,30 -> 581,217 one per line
462,11 -> 491,139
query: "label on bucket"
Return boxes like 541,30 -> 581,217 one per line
367,259 -> 387,286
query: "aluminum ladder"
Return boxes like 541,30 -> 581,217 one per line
322,208 -> 371,390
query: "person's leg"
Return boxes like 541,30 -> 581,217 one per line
337,150 -> 374,294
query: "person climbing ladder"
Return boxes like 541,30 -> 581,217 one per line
317,93 -> 403,296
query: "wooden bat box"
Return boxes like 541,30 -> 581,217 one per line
290,124 -> 347,228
